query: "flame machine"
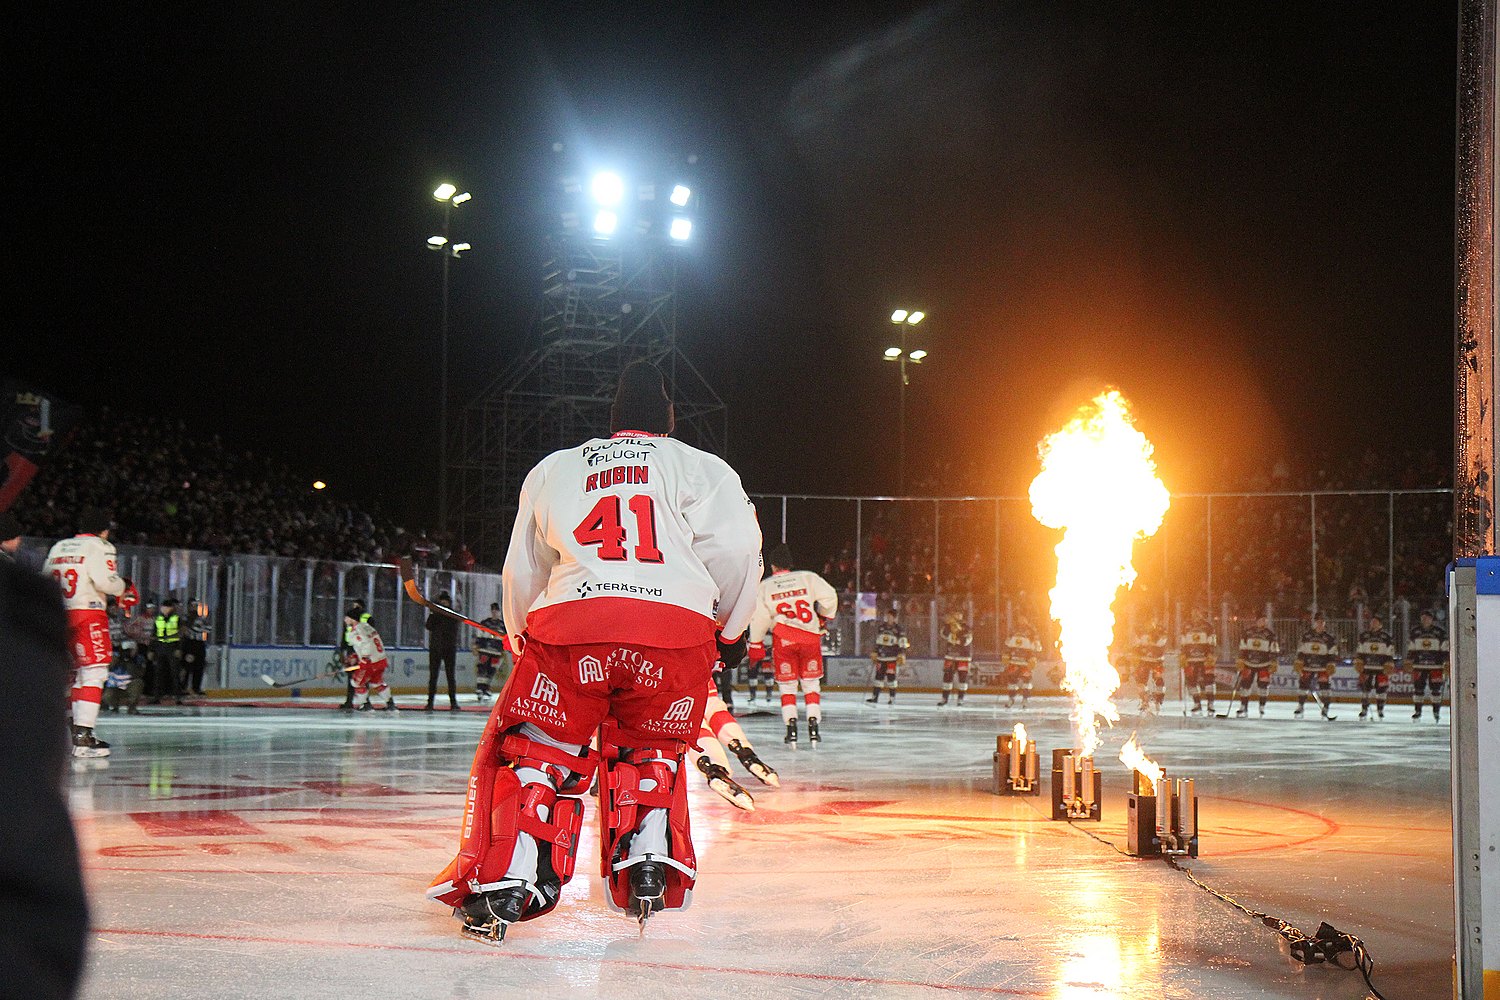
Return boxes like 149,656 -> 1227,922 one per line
1126,770 -> 1199,858
993,728 -> 1040,795
1051,749 -> 1102,821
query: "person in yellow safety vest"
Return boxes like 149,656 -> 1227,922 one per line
339,600 -> 371,711
152,597 -> 183,705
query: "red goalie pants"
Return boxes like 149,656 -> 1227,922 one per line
501,637 -> 717,744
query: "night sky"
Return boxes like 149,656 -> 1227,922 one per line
15,3 -> 1457,530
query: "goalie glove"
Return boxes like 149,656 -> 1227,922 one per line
716,631 -> 747,670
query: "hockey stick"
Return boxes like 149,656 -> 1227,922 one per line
1215,672 -> 1244,718
261,660 -> 356,688
397,557 -> 506,638
1306,683 -> 1338,721
1179,657 -> 1188,719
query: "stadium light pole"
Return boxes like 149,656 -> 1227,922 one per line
884,309 -> 927,492
429,183 -> 471,535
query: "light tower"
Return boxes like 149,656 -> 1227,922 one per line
884,308 -> 929,492
452,148 -> 725,562
430,182 -> 472,533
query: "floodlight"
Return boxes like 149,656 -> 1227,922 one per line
884,347 -> 903,359
312,481 -> 327,490
451,191 -> 472,206
594,210 -> 619,235
907,311 -> 925,325
427,235 -> 448,247
451,242 -> 472,255
670,184 -> 691,207
591,171 -> 625,206
669,217 -> 693,241
433,183 -> 457,201
909,349 -> 928,361
891,309 -> 909,323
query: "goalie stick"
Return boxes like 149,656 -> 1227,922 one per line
397,557 -> 506,638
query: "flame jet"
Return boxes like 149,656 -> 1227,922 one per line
1030,390 -> 1169,756
1119,733 -> 1164,784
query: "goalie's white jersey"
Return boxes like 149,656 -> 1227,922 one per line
749,569 -> 838,642
348,621 -> 387,663
43,533 -> 126,612
503,432 -> 763,647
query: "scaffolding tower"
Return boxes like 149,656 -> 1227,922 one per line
452,203 -> 725,564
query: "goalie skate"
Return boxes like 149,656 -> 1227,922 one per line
726,738 -> 780,787
456,885 -> 529,945
631,861 -> 668,928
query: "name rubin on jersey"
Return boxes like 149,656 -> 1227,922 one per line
584,465 -> 650,493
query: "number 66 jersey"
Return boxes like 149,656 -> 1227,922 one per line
749,569 -> 838,642
502,431 -> 764,648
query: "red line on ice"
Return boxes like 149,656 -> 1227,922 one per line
1198,795 -> 1340,856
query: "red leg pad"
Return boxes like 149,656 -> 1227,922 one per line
427,711 -> 595,917
599,737 -> 697,913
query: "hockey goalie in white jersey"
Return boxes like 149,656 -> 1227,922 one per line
427,362 -> 762,942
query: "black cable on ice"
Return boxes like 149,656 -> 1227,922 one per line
1041,809 -> 1388,1000
1162,854 -> 1386,1000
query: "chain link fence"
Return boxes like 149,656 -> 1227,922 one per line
17,485 -> 1448,689
752,489 -> 1451,663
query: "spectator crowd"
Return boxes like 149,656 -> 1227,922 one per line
5,408 -> 1451,610
9,407 -> 475,567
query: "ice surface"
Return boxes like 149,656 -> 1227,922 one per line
73,693 -> 1451,999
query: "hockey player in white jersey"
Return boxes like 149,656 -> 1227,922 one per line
748,544 -> 837,745
345,610 -> 397,711
428,362 -> 762,941
44,508 -> 133,757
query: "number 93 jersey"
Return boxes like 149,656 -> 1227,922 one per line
44,533 -> 126,611
503,433 -> 764,649
749,569 -> 838,643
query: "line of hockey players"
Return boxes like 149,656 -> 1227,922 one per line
1139,608 -> 1450,722
744,597 -> 1448,722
